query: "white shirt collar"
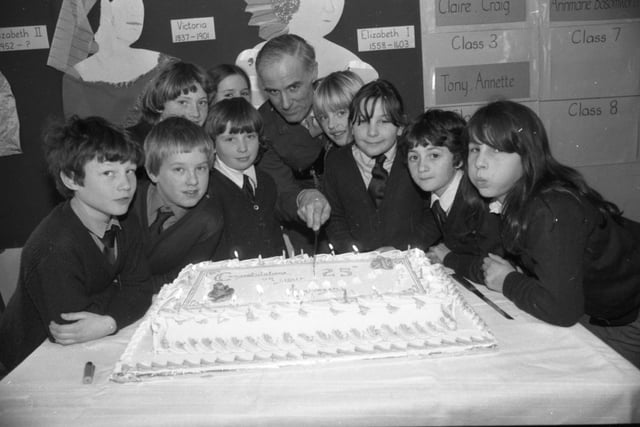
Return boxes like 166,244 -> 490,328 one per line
70,197 -> 120,238
489,200 -> 504,214
214,158 -> 257,190
430,169 -> 463,213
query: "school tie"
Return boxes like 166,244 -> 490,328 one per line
149,209 -> 173,236
242,174 -> 255,203
432,200 -> 447,231
368,154 -> 388,208
100,226 -> 119,264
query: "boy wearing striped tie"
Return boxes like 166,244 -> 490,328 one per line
130,117 -> 223,292
323,80 -> 439,254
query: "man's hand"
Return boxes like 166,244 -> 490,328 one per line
296,189 -> 331,231
482,253 -> 515,293
49,312 -> 117,345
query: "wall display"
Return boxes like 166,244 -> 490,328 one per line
421,0 -> 640,169
540,6 -> 640,167
0,0 -> 422,247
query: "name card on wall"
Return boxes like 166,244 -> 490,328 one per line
541,96 -> 640,166
549,1 -> 640,21
357,26 -> 415,52
0,25 -> 48,52
170,17 -> 216,43
435,61 -> 530,104
541,22 -> 640,98
435,0 -> 527,25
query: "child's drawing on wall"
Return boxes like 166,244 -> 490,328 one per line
48,0 -> 173,127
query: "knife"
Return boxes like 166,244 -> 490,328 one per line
312,229 -> 319,276
451,273 -> 513,320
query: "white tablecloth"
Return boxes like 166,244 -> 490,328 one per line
1,285 -> 639,426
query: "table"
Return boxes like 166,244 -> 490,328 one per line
1,285 -> 639,426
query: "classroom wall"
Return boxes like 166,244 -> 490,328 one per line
1,0 -> 639,253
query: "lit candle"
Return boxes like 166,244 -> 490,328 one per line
328,243 -> 335,256
233,250 -> 239,260
352,244 -> 359,254
258,254 -> 262,263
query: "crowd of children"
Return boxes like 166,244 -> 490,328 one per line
0,33 -> 639,373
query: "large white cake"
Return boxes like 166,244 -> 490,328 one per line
112,249 -> 496,382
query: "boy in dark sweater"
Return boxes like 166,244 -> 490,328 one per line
0,116 -> 153,371
323,80 -> 440,253
205,98 -> 286,260
130,117 -> 223,291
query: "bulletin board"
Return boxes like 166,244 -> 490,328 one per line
0,0 -> 422,248
420,0 -> 640,168
1,0 -> 639,248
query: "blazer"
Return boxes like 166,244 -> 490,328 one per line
208,168 -> 286,260
439,178 -> 503,284
323,144 -> 440,254
130,179 -> 224,291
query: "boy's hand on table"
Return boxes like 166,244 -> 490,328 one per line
426,243 -> 451,264
297,189 -> 331,231
49,312 -> 117,345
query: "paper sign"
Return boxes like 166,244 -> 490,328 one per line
435,62 -> 530,104
170,17 -> 215,43
0,25 -> 49,52
549,1 -> 640,22
541,22 -> 640,99
435,0 -> 527,26
357,25 -> 415,52
540,96 -> 640,166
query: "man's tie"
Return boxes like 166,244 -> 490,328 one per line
149,209 -> 173,236
101,226 -> 119,264
368,154 -> 388,208
242,174 -> 255,203
432,200 -> 447,231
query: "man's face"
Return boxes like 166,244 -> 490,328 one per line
258,54 -> 317,124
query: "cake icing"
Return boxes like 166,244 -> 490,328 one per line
112,249 -> 496,382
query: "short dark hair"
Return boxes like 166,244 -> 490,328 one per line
207,64 -> 251,98
349,79 -> 406,128
255,34 -> 316,75
144,116 -> 214,176
204,98 -> 267,161
204,97 -> 264,140
44,116 -> 142,199
140,60 -> 213,124
401,109 -> 467,168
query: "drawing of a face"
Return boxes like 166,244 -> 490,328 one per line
106,0 -> 145,45
287,0 -> 344,38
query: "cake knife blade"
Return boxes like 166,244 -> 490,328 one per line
312,229 -> 319,276
451,273 -> 513,320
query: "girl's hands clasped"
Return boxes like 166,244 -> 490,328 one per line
483,253 -> 516,293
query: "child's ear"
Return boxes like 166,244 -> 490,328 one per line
147,171 -> 159,184
396,126 -> 405,137
60,171 -> 81,191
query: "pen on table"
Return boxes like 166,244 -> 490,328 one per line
83,361 -> 95,384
